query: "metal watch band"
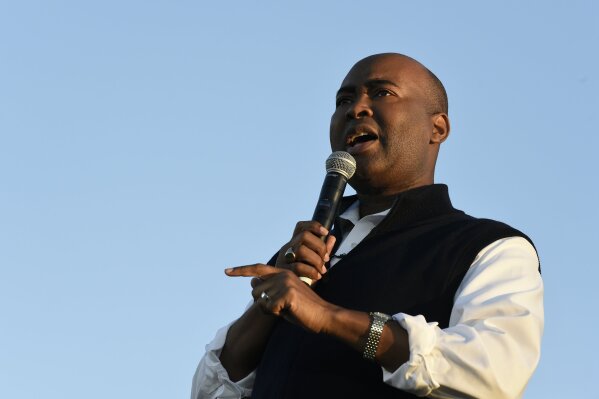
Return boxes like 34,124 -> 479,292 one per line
363,312 -> 391,361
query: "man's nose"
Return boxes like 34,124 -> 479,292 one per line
346,95 -> 373,119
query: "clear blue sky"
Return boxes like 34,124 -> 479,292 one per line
1,1 -> 597,398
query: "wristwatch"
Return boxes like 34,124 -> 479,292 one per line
363,312 -> 391,361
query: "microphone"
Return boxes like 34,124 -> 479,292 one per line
312,151 -> 357,231
301,151 -> 356,285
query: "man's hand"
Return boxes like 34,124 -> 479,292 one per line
217,221 -> 336,381
273,221 -> 336,282
225,264 -> 338,334
225,263 -> 410,372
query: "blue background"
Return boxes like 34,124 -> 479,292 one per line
1,1 -> 597,397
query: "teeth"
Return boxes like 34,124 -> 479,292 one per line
348,132 -> 372,146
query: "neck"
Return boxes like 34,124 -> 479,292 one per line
352,169 -> 437,218
356,182 -> 435,218
357,193 -> 398,218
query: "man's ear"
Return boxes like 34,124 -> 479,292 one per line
430,113 -> 450,144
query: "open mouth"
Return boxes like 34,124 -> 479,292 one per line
346,131 -> 378,148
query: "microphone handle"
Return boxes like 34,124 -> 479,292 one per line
301,172 -> 347,286
299,173 -> 347,286
312,172 -> 348,233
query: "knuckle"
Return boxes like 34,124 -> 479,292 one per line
281,264 -> 293,272
281,271 -> 294,283
296,246 -> 310,262
294,221 -> 310,232
320,248 -> 327,258
285,268 -> 295,278
290,263 -> 300,274
298,231 -> 310,240
307,253 -> 321,266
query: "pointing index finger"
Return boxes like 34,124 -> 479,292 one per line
224,263 -> 280,277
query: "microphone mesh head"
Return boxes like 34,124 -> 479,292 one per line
325,151 -> 357,180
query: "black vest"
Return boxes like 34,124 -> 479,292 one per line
251,185 -> 535,399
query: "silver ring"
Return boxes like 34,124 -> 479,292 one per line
284,247 -> 296,263
260,291 -> 270,301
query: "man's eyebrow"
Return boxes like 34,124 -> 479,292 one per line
336,79 -> 401,97
365,79 -> 401,89
336,86 -> 354,97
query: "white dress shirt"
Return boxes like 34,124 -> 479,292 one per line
191,202 -> 543,399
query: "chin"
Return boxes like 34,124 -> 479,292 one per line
348,175 -> 379,196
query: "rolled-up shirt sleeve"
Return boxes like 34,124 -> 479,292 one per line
382,236 -> 544,398
191,307 -> 256,399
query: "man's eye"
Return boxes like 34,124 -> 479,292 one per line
336,97 -> 352,106
374,89 -> 393,97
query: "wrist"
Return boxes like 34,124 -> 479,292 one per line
320,306 -> 372,351
320,303 -> 344,335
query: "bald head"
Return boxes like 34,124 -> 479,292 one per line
351,53 -> 448,115
330,52 -> 451,197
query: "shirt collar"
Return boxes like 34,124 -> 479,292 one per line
337,184 -> 459,234
338,200 -> 390,225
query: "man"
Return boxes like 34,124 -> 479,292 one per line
191,53 -> 543,398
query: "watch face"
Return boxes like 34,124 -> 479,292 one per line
373,312 -> 391,321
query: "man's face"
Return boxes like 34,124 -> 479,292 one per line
330,54 -> 440,196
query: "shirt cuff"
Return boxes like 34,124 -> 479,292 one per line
191,323 -> 255,399
381,313 -> 443,397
